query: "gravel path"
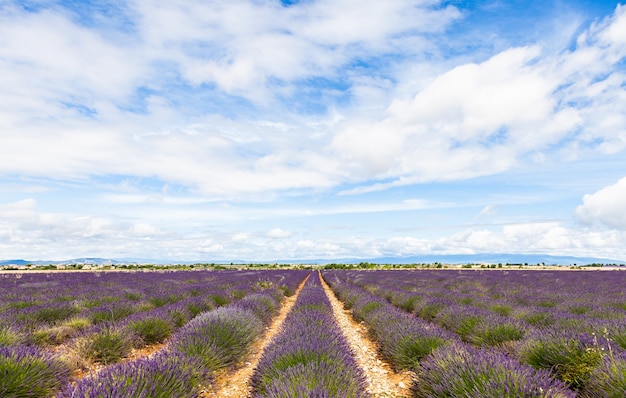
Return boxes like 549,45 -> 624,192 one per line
204,271 -> 412,397
319,271 -> 414,398
203,273 -> 311,397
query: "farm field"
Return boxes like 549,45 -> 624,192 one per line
1,268 -> 625,397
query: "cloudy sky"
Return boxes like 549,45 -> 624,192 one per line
1,0 -> 626,262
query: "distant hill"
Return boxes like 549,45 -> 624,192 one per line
2,253 -> 624,267
270,253 -> 626,265
0,259 -> 30,266
0,258 -> 134,266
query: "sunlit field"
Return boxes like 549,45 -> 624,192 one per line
1,268 -> 625,396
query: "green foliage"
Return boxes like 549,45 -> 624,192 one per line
208,294 -> 230,307
9,300 -> 42,309
583,355 -> 626,398
129,317 -> 174,345
78,327 -> 135,365
89,306 -> 135,324
173,308 -> 262,372
389,335 -> 445,370
470,323 -> 525,347
417,303 -> 445,321
148,294 -> 181,308
520,338 -> 602,390
31,326 -> 75,346
358,301 -> 382,320
231,289 -> 247,300
279,285 -> 293,297
33,305 -> 80,324
0,327 -> 22,347
613,331 -> 626,350
521,312 -> 555,328
169,309 -> 190,327
568,305 -> 590,315
0,347 -> 71,397
490,304 -> 512,316
398,296 -> 421,313
123,291 -> 143,301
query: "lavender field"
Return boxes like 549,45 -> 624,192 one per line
324,269 -> 626,397
1,268 -> 625,397
0,269 -> 307,397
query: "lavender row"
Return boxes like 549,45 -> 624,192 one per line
1,270 -> 308,397
329,269 -> 626,395
251,272 -> 368,398
323,271 -> 578,397
333,270 -> 626,356
337,269 -> 626,338
59,273 -> 308,397
322,271 -> 454,371
0,269 -> 301,347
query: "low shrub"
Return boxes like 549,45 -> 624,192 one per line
518,333 -> 603,390
520,311 -> 556,328
31,325 -> 75,346
233,293 -> 279,325
34,305 -> 80,324
129,317 -> 174,345
413,343 -> 575,398
582,352 -> 626,398
59,352 -> 207,398
0,344 -> 71,397
469,322 -> 526,347
0,326 -> 22,346
491,304 -> 512,316
208,294 -> 230,307
89,305 -> 135,324
171,306 -> 262,372
78,326 -> 136,365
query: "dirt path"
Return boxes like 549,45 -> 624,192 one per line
203,273 -> 311,397
318,271 -> 414,398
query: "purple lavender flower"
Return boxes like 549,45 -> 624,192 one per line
1,343 -> 72,397
414,342 -> 575,398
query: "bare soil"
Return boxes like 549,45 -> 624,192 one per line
318,271 -> 414,398
202,273 -> 311,397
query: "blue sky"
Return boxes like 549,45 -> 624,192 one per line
1,0 -> 626,262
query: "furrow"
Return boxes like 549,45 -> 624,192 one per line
319,271 -> 413,398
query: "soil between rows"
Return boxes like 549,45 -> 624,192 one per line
205,271 -> 412,397
202,273 -> 311,397
319,272 -> 414,398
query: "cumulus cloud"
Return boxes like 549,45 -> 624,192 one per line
576,177 -> 626,230
0,198 -> 164,259
0,2 -> 625,199
1,1 -> 626,261
267,228 -> 292,239
333,5 -> 626,186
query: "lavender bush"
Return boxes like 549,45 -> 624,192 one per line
323,271 -> 454,372
59,352 -> 206,398
251,273 -> 368,398
517,331 -> 605,390
0,344 -> 71,397
413,342 -> 575,398
171,306 -> 263,372
582,351 -> 626,397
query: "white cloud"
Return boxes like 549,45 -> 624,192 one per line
478,205 -> 497,218
576,177 -> 626,230
331,4 -> 626,186
267,228 -> 292,239
231,232 -> 250,243
131,0 -> 460,101
1,2 -> 626,262
1,2 -> 624,200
